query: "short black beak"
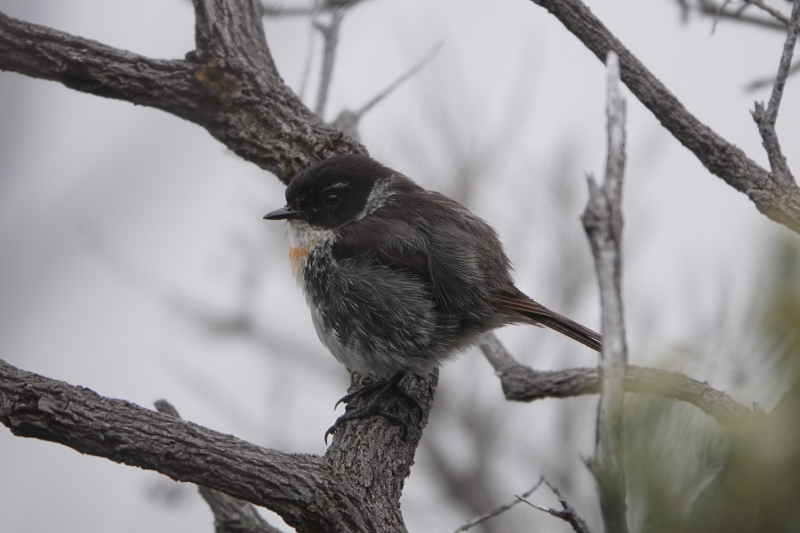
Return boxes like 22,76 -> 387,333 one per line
263,206 -> 305,220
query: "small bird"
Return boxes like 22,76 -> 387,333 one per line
264,154 -> 601,439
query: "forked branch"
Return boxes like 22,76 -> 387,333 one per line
528,0 -> 800,233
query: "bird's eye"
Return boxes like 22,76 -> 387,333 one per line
323,193 -> 341,208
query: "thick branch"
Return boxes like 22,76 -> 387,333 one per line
529,0 -> 800,233
0,10 -> 364,183
192,0 -> 276,72
153,400 -> 283,533
0,359 -> 382,533
324,371 -> 438,532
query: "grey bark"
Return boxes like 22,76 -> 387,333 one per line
582,52 -> 629,533
528,0 -> 800,234
0,1 -> 365,184
0,359 -> 435,533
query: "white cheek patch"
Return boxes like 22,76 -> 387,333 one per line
287,220 -> 333,249
355,175 -> 395,221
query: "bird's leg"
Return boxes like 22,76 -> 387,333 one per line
325,370 -> 423,443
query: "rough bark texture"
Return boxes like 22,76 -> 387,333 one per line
0,3 -> 365,184
497,364 -> 754,426
0,359 -> 434,533
529,0 -> 800,234
582,53 -> 629,533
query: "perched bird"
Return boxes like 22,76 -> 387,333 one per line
264,154 -> 601,439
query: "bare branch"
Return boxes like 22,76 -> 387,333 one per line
0,360 -> 361,531
528,0 -> 800,234
154,400 -> 283,533
479,334 -> 753,425
478,333 -> 520,373
192,0 -> 276,71
678,0 -> 788,30
0,9 -> 364,183
517,478 -> 594,533
314,7 -> 345,117
751,0 -> 800,185
582,51 -> 629,533
745,0 -> 792,25
0,358 -> 435,533
745,59 -> 800,92
332,42 -> 443,140
452,478 -> 545,533
504,363 -> 755,425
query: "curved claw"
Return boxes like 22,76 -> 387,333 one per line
324,370 -> 421,443
324,405 -> 408,444
333,378 -> 387,410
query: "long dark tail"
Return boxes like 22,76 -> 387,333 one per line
494,293 -> 603,352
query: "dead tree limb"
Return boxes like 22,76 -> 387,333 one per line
0,0 -> 364,183
153,400 -> 284,533
528,0 -> 800,234
0,358 -> 434,533
751,0 -> 800,186
582,51 -> 629,533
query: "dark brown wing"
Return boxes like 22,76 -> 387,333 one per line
333,181 -> 516,320
494,292 -> 603,352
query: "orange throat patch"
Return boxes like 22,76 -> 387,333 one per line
288,246 -> 312,278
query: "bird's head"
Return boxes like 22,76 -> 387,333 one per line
263,154 -> 397,229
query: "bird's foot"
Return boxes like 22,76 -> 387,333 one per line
325,371 -> 422,443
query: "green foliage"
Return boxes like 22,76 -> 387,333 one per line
623,236 -> 800,533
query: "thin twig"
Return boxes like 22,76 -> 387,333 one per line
745,0 -> 792,25
711,0 -> 736,33
516,478 -> 594,533
582,51 -> 629,533
314,7 -> 345,117
332,42 -> 443,139
752,0 -> 800,184
452,478 -> 545,533
745,59 -> 800,92
689,0 -> 787,30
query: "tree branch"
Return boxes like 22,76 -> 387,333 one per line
679,0 -> 787,31
153,400 -> 284,533
314,7 -> 345,118
332,41 -> 442,140
481,331 -> 753,426
0,8 -> 364,183
0,359 -> 352,532
528,0 -> 800,234
452,478 -> 544,533
751,0 -> 800,186
323,370 -> 438,531
500,361 -> 755,425
0,358 -> 430,532
517,478 -> 594,533
581,51 -> 629,533
192,0 -> 276,72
